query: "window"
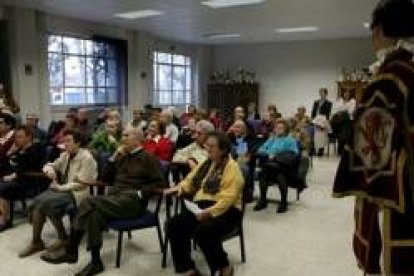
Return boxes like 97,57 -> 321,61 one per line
47,34 -> 125,106
153,51 -> 192,107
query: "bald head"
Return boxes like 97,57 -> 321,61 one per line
234,106 -> 246,120
122,126 -> 144,151
232,119 -> 247,137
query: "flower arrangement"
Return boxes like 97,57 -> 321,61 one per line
209,67 -> 256,84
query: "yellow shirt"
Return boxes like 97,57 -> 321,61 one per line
178,157 -> 244,217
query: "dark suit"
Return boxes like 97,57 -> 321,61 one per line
311,99 -> 332,119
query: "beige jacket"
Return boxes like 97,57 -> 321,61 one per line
172,142 -> 208,164
43,148 -> 97,205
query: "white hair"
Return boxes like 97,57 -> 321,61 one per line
196,120 -> 215,133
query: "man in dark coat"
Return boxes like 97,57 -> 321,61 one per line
42,125 -> 166,276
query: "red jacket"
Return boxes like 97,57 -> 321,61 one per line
143,136 -> 173,161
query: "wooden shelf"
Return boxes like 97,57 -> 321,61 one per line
206,83 -> 259,119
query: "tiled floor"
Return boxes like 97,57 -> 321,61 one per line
0,157 -> 362,276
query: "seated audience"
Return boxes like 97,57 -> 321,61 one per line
247,102 -> 261,120
254,119 -> 299,213
127,108 -> 147,131
26,113 -> 47,145
256,119 -> 298,158
95,107 -> 111,127
0,113 -> 16,166
143,119 -> 173,161
229,119 -> 257,202
195,108 -> 208,121
227,106 -> 255,136
96,108 -> 121,131
77,108 -> 94,141
88,119 -> 121,155
180,104 -> 197,127
50,114 -> 79,150
257,105 -> 281,138
19,130 -> 97,258
267,104 -> 282,120
295,106 -> 311,126
167,106 -> 181,130
41,126 -> 166,276
209,108 -> 223,130
172,120 -> 215,169
160,110 -> 179,143
176,117 -> 197,150
0,126 -> 44,231
164,131 -> 244,276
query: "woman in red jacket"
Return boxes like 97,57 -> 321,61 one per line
143,119 -> 173,161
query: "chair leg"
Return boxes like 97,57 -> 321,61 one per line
239,227 -> 246,263
21,199 -> 27,212
115,231 -> 124,268
296,189 -> 300,201
9,200 -> 15,226
127,231 -> 132,240
156,221 -> 164,252
162,232 -> 168,268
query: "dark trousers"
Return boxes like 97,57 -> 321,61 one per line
259,172 -> 288,205
238,162 -> 255,201
74,193 -> 147,250
167,201 -> 241,274
0,181 -> 25,200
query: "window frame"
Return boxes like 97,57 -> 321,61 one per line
152,51 -> 193,107
47,33 -> 122,108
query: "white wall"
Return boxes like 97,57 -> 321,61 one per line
4,6 -> 206,127
212,38 -> 374,117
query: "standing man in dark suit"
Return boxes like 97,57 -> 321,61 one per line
311,88 -> 333,119
311,88 -> 333,156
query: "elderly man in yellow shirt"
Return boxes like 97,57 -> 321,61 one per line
165,131 -> 244,276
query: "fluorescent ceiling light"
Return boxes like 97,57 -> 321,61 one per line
204,33 -> 241,39
363,22 -> 370,29
201,0 -> 266,8
275,26 -> 319,33
113,9 -> 164,20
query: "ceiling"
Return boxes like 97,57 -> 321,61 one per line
2,0 -> 378,44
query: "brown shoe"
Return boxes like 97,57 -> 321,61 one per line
19,241 -> 45,258
46,239 -> 67,252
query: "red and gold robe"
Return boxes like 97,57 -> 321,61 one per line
333,43 -> 414,275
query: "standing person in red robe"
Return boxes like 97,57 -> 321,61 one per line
333,0 -> 414,274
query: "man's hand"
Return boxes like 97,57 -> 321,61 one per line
187,159 -> 198,169
43,167 -> 57,181
110,145 -> 126,161
163,186 -> 180,196
49,182 -> 62,192
2,173 -> 16,182
196,211 -> 212,222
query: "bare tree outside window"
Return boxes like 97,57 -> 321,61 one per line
47,34 -> 120,106
153,51 -> 193,107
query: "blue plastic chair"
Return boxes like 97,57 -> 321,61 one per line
107,193 -> 165,268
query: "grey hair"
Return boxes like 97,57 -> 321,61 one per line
196,120 -> 215,133
126,125 -> 144,141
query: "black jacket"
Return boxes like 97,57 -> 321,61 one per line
311,100 -> 333,119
